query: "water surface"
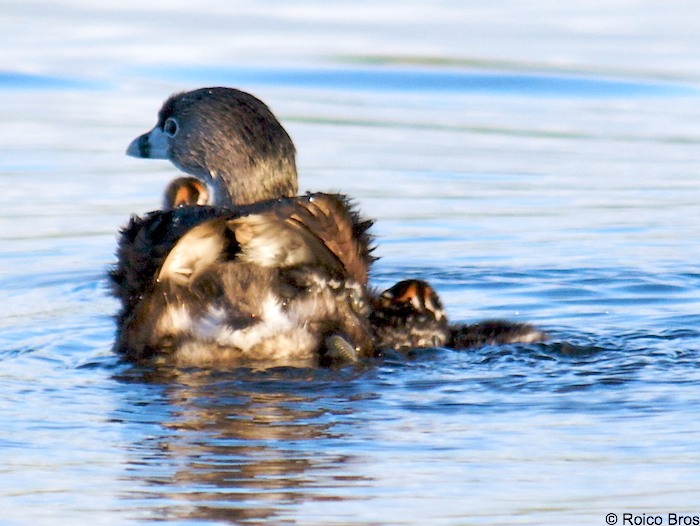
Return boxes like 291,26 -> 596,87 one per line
2,1 -> 700,524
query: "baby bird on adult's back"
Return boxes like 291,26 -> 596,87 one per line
112,88 -> 375,367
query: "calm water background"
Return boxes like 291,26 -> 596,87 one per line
2,1 -> 700,524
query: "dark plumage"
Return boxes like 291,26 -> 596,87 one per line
113,87 -> 375,367
112,194 -> 375,367
371,279 -> 547,351
371,279 -> 450,349
110,205 -> 231,325
448,319 -> 547,348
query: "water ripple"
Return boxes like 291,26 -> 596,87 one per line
0,71 -> 104,90
142,65 -> 699,98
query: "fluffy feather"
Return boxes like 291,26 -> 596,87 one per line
110,194 -> 376,366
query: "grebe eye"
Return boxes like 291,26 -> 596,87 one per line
163,117 -> 179,138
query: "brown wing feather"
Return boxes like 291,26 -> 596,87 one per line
233,192 -> 374,285
110,193 -> 374,327
228,211 -> 346,274
291,194 -> 373,286
109,206 -> 232,315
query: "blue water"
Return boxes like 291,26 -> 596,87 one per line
144,65 -> 699,97
2,1 -> 700,524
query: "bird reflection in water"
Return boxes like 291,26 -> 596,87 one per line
115,366 -> 372,523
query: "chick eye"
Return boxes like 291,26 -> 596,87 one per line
163,117 -> 179,138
